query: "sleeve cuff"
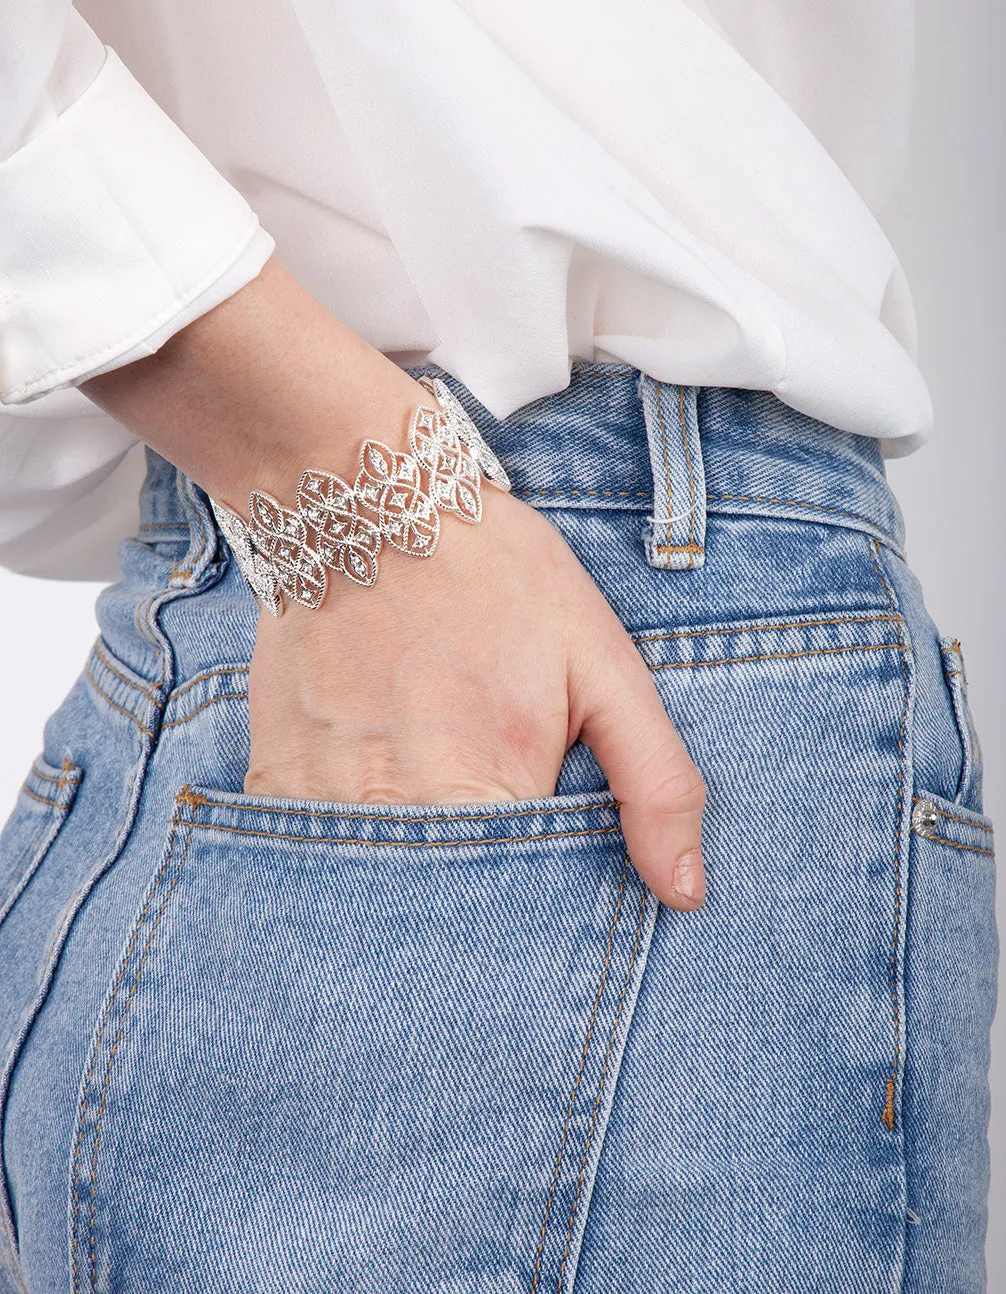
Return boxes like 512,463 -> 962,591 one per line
0,46 -> 277,405
78,226 -> 277,383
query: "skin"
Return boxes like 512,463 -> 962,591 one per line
81,256 -> 706,909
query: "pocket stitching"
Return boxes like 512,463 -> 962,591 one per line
29,757 -> 81,789
0,758 -> 82,1279
866,537 -> 910,1136
917,834 -> 994,859
83,661 -> 156,739
649,642 -> 904,673
911,795 -> 993,836
531,853 -> 629,1291
73,805 -> 645,1290
176,817 -> 622,850
632,611 -> 902,645
70,814 -> 193,1294
19,785 -> 68,810
556,878 -> 651,1292
177,785 -> 618,825
938,638 -> 984,811
0,760 -> 82,929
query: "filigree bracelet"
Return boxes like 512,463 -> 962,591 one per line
208,375 -> 512,616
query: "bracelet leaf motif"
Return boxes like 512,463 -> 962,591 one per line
209,376 -> 511,616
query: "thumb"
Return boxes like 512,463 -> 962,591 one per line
570,630 -> 706,910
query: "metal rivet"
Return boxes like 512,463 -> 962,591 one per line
911,799 -> 939,838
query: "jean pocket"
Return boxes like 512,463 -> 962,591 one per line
938,636 -> 985,813
902,791 -> 996,1286
0,756 -> 82,1271
0,756 -> 83,932
69,783 -> 657,1294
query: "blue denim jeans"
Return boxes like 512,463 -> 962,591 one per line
0,364 -> 997,1293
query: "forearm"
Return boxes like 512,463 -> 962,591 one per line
80,255 -> 429,513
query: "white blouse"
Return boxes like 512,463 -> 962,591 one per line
0,0 -> 929,578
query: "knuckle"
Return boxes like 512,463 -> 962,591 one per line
641,753 -> 706,816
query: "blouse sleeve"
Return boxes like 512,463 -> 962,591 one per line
0,2 -> 275,407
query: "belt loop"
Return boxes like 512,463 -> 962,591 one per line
637,374 -> 706,570
166,471 -> 221,592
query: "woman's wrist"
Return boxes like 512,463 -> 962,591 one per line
80,255 -> 431,514
212,374 -> 512,615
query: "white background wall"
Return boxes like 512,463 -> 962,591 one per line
882,0 -> 1005,1284
1,0 -> 1003,1283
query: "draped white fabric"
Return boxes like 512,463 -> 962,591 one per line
0,0 -> 929,577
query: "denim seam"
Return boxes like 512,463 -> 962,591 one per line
940,643 -> 976,810
109,474 -> 222,711
512,488 -> 903,553
85,643 -> 169,720
707,492 -> 903,553
83,664 -> 156,740
162,692 -> 252,730
88,822 -> 191,1290
944,641 -> 983,812
146,479 -> 207,668
175,788 -> 618,824
137,522 -> 189,532
0,781 -> 78,1285
0,723 -> 148,1284
137,473 -> 214,687
168,664 -> 250,703
68,816 -> 182,1289
30,758 -> 81,788
2,771 -> 78,926
969,708 -> 984,810
868,537 -> 898,620
133,593 -> 154,666
18,785 -> 68,810
649,643 -> 905,672
633,613 -> 903,644
513,487 -> 651,499
174,477 -> 210,596
182,475 -> 211,577
940,642 -> 967,686
531,854 -> 628,1292
868,538 -> 910,1149
0,734 -> 152,1288
69,816 -> 193,1293
88,639 -> 187,708
557,879 -> 650,1291
657,380 -> 673,552
92,640 -> 164,708
0,788 -> 77,934
175,818 -> 622,849
911,796 -> 993,836
914,833 -> 995,858
679,386 -> 698,569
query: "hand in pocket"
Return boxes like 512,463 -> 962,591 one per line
247,483 -> 706,908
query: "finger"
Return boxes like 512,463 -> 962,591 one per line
570,629 -> 706,910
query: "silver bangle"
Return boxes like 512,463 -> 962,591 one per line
208,375 -> 511,617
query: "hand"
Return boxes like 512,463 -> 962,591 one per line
80,256 -> 706,909
247,468 -> 707,911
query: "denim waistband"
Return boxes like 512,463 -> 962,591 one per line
136,360 -> 906,564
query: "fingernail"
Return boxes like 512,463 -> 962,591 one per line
671,852 -> 705,906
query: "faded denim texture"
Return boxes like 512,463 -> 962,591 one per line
0,363 -> 997,1293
